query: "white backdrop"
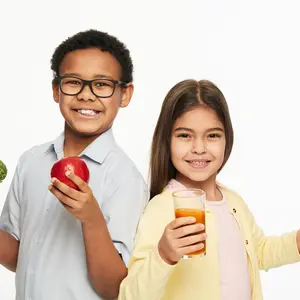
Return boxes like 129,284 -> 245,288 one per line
1,0 -> 300,299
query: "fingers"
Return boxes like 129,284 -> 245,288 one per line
159,221 -> 207,264
50,177 -> 80,200
180,243 -> 205,256
168,217 -> 197,230
48,185 -> 79,209
65,171 -> 89,193
177,233 -> 207,248
172,223 -> 205,239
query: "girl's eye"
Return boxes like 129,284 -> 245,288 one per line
177,133 -> 191,139
208,133 -> 221,139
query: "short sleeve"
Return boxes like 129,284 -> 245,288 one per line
0,159 -> 22,240
102,172 -> 148,266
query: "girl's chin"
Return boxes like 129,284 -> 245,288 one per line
178,172 -> 217,185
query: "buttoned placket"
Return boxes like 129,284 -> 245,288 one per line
228,202 -> 256,297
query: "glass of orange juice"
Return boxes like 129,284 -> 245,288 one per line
172,189 -> 206,258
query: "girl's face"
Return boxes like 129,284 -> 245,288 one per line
170,106 -> 226,187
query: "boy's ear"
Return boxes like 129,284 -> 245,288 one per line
52,82 -> 59,103
120,83 -> 134,108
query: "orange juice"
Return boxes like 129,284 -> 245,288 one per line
175,208 -> 206,256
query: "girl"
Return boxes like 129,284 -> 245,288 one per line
119,79 -> 300,300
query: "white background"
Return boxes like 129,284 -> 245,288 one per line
1,0 -> 300,299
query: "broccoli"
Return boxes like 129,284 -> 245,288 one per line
0,160 -> 7,183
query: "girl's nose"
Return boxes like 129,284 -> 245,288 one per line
191,140 -> 207,154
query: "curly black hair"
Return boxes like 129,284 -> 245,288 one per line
50,29 -> 133,82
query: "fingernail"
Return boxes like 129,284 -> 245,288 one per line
65,171 -> 71,177
51,178 -> 56,183
199,224 -> 204,230
189,217 -> 196,222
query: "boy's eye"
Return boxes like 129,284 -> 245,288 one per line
94,82 -> 108,87
64,80 -> 81,85
93,80 -> 114,88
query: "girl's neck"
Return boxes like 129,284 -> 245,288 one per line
63,125 -> 100,157
175,174 -> 222,201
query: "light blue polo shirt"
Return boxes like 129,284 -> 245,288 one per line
0,128 -> 148,300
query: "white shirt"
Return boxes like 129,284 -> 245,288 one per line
0,128 -> 148,300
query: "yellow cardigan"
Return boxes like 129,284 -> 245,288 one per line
119,183 -> 300,300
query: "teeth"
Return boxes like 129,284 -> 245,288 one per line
190,161 -> 208,166
77,109 -> 97,116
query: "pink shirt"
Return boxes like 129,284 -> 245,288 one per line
167,179 -> 251,300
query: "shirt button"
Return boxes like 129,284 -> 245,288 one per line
36,237 -> 43,244
245,240 -> 249,245
233,208 -> 237,213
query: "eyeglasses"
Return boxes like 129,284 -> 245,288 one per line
54,76 -> 128,98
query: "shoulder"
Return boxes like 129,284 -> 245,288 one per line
144,189 -> 174,215
217,182 -> 242,199
98,143 -> 148,202
136,190 -> 174,234
17,141 -> 53,168
217,181 -> 249,210
106,143 -> 146,182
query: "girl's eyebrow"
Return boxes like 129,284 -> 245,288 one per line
174,127 -> 224,132
174,127 -> 194,132
206,127 -> 224,132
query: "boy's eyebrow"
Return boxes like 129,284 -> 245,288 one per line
93,74 -> 114,80
62,73 -> 114,80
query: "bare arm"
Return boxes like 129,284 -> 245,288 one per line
82,215 -> 127,299
0,229 -> 19,272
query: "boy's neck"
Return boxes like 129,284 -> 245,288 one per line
63,126 -> 100,157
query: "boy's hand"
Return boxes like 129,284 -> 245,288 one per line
49,171 -> 101,224
158,217 -> 206,265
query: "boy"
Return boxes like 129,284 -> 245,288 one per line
0,29 -> 148,300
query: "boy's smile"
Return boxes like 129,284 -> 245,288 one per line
74,109 -> 101,117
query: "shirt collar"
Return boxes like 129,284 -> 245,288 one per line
45,128 -> 115,164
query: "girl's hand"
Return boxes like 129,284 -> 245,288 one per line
158,217 -> 206,265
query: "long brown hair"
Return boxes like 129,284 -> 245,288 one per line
149,79 -> 234,199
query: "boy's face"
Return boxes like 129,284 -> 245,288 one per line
170,106 -> 226,187
52,48 -> 133,137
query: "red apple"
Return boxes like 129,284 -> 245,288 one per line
50,157 -> 90,190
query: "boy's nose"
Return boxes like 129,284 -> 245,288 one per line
77,85 -> 96,102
